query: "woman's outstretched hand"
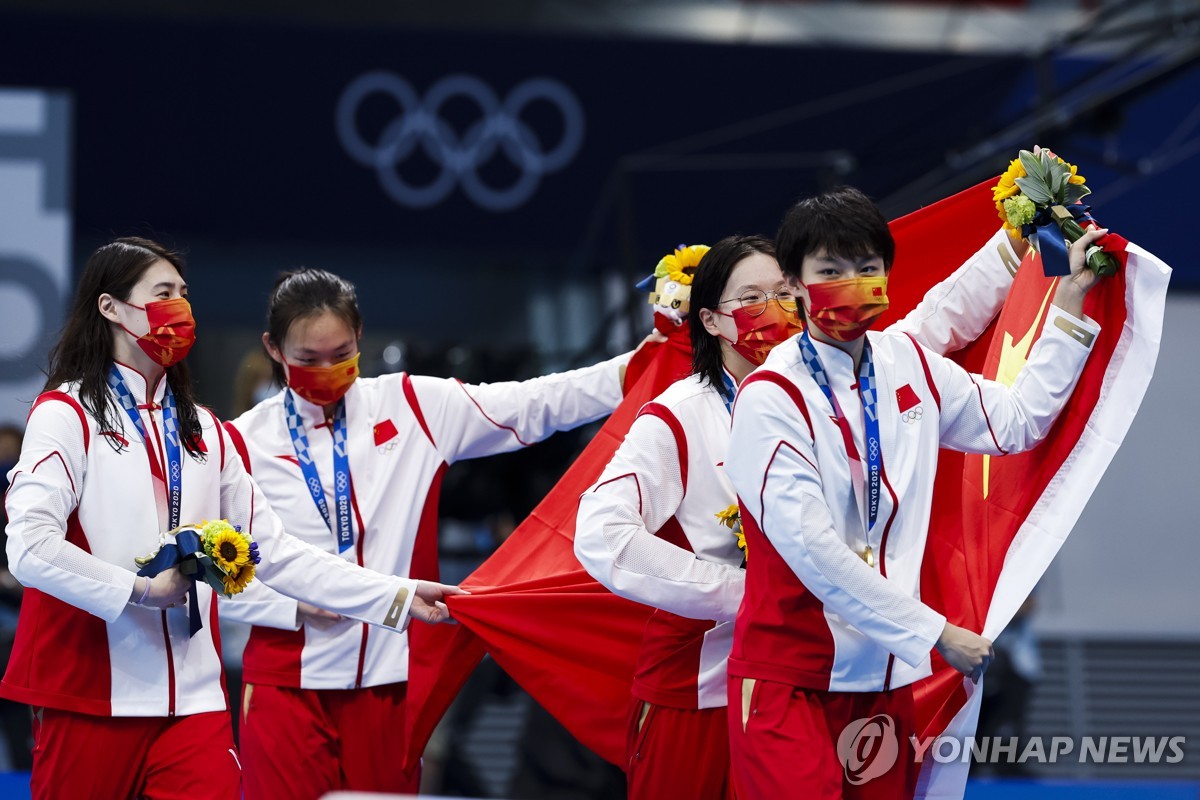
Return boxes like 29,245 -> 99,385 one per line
409,581 -> 470,625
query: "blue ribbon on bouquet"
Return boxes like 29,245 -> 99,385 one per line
1022,203 -> 1096,278
136,529 -> 206,637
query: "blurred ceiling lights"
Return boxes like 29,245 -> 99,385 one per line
4,0 -> 1197,56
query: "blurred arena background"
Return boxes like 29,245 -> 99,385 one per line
0,0 -> 1197,797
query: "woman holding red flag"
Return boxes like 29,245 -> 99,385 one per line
575,223 -> 1025,800
1,238 -> 459,799
221,267 -> 649,799
723,187 -> 1104,798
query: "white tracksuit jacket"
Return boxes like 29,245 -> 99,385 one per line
724,302 -> 1098,692
574,229 -> 1029,707
222,355 -> 628,690
2,363 -> 416,717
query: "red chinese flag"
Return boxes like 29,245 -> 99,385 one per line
373,418 -> 398,446
404,180 -> 1170,798
913,235 -> 1170,798
404,179 -> 1002,770
404,317 -> 693,769
896,384 -> 922,414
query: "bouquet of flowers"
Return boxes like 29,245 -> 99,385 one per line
195,519 -> 260,596
993,149 -> 1118,277
716,503 -> 746,564
635,244 -> 710,326
136,519 -> 260,598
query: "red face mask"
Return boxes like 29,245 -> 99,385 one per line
717,301 -> 805,366
802,276 -> 889,342
285,354 -> 361,406
119,297 -> 196,367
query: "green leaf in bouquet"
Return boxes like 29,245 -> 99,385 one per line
203,561 -> 230,596
1014,176 -> 1052,205
1048,164 -> 1065,200
1064,183 -> 1091,205
1018,150 -> 1046,183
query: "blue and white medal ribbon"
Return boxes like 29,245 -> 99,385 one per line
283,390 -> 355,553
108,365 -> 182,530
719,368 -> 738,417
797,331 -> 882,534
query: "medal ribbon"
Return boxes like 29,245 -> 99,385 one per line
109,365 -> 182,530
797,331 -> 882,535
718,367 -> 738,417
284,390 -> 354,553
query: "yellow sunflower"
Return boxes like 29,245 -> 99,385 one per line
222,563 -> 256,596
1061,159 -> 1086,185
716,505 -> 748,559
715,504 -> 740,530
993,158 -> 1028,231
653,244 -> 710,286
992,157 -> 1024,201
209,529 -> 251,572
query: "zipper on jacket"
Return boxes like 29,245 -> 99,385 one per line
323,425 -> 371,690
880,531 -> 894,693
873,454 -> 904,694
354,625 -> 369,689
161,612 -> 177,715
145,399 -> 178,715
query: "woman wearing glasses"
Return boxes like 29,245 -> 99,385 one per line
575,228 -> 1025,799
220,268 -> 642,800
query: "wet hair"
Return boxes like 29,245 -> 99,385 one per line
264,268 -> 363,385
775,185 -> 894,279
689,234 -> 776,400
44,237 -> 204,457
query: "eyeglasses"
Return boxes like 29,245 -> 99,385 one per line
716,289 -> 798,317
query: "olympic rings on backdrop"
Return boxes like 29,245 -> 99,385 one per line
336,72 -> 585,212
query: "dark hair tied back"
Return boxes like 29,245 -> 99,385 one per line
688,234 -> 776,399
265,268 -> 363,385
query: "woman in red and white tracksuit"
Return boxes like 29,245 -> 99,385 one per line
220,267 -> 635,799
574,226 -> 1024,799
724,187 -> 1104,799
1,238 -> 459,799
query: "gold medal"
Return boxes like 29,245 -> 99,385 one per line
861,546 -> 875,568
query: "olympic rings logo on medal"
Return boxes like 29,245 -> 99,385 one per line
336,71 -> 586,212
902,407 -> 924,424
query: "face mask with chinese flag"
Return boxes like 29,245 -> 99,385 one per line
285,354 -> 361,406
801,276 -> 890,342
717,301 -> 805,366
118,297 -> 196,367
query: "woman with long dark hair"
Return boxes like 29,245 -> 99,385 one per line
220,267 -> 642,799
0,238 -> 459,799
575,224 -> 1026,799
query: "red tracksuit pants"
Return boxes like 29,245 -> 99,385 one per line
239,681 -> 419,800
31,707 -> 240,799
727,677 -> 920,800
626,697 -> 734,800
